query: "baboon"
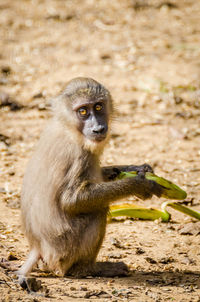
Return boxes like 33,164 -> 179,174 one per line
18,77 -> 163,284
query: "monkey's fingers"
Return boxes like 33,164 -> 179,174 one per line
130,163 -> 154,173
147,179 -> 163,198
109,168 -> 121,180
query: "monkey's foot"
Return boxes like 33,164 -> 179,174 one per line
94,261 -> 129,277
19,276 -> 42,293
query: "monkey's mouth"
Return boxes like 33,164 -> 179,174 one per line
91,135 -> 107,142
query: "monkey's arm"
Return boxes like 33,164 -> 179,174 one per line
101,164 -> 153,181
61,173 -> 163,215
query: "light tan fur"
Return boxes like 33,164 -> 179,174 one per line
19,77 -> 162,281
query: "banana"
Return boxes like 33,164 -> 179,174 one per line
109,201 -> 200,221
162,201 -> 200,220
109,172 -> 200,222
109,203 -> 170,222
117,171 -> 187,200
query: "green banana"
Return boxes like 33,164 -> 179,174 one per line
109,203 -> 170,222
109,172 -> 200,222
162,201 -> 200,220
117,171 -> 187,200
109,202 -> 200,222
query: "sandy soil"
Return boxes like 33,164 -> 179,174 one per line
0,0 -> 200,301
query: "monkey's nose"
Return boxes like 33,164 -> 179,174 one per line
93,126 -> 105,134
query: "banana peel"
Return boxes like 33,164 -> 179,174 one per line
109,203 -> 170,222
117,171 -> 187,200
109,202 -> 200,222
109,171 -> 200,222
162,201 -> 200,221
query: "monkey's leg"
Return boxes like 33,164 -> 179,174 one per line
102,164 -> 154,181
18,248 -> 40,291
67,236 -> 128,279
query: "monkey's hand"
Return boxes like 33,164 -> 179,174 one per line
101,167 -> 121,181
132,171 -> 163,200
126,163 -> 154,173
101,164 -> 154,182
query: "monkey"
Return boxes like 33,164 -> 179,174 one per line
18,77 -> 163,286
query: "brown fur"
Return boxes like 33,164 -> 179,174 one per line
18,77 -> 163,280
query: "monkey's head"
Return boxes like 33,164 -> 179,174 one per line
53,77 -> 113,153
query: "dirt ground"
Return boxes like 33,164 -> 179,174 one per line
0,0 -> 200,301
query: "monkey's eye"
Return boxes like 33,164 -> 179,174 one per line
78,107 -> 88,116
95,103 -> 103,112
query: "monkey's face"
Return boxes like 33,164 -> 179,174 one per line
73,99 -> 109,143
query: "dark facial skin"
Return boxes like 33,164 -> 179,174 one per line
73,99 -> 108,142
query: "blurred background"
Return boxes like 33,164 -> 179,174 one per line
1,0 -> 200,199
0,0 -> 200,300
